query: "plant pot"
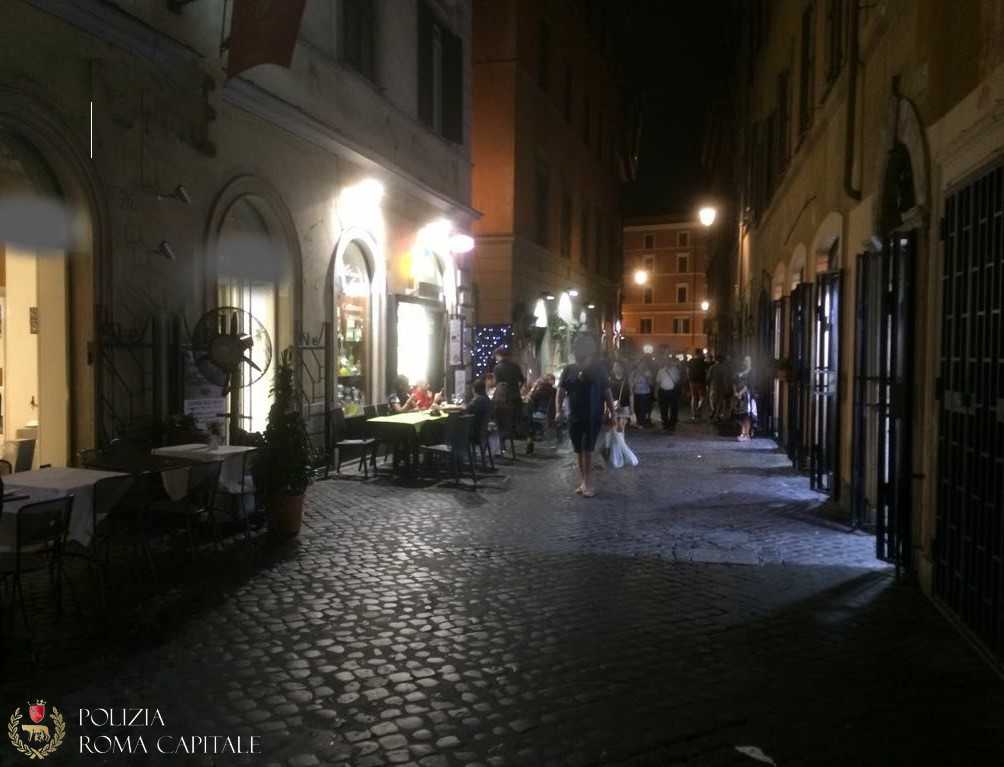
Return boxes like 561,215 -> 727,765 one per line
268,493 -> 304,537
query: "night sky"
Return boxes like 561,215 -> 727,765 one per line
619,1 -> 735,217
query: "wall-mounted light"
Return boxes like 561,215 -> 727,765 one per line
153,240 -> 176,261
449,233 -> 475,254
698,206 -> 717,227
533,298 -> 548,328
586,303 -> 596,309
700,300 -> 710,311
633,269 -> 648,285
568,288 -> 579,297
157,185 -> 192,204
544,293 -> 555,301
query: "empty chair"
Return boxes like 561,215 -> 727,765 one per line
0,496 -> 74,629
419,414 -> 478,488
376,403 -> 391,416
87,473 -> 137,583
364,404 -> 377,418
218,448 -> 264,543
150,460 -> 223,559
332,408 -> 377,479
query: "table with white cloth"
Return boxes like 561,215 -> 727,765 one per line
150,444 -> 256,501
1,467 -> 131,549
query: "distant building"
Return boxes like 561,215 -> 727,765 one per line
621,215 -> 710,357
471,0 -> 636,377
721,0 -> 1004,661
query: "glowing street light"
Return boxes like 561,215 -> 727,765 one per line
568,288 -> 579,297
698,206 -> 717,227
633,269 -> 649,285
700,300 -> 710,312
449,233 -> 475,254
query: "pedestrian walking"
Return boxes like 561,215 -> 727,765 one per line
735,355 -> 758,441
607,360 -> 639,468
631,357 -> 654,427
656,353 -> 683,431
687,348 -> 709,421
557,334 -> 616,497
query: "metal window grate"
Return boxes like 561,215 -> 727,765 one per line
936,162 -> 1004,660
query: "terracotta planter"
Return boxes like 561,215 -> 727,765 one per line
268,493 -> 304,537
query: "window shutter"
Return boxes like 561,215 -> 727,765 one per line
417,1 -> 434,127
442,29 -> 463,143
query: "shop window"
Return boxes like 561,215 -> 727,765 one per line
336,242 -> 372,406
342,0 -> 376,82
672,318 -> 691,334
640,318 -> 653,334
676,284 -> 689,304
418,2 -> 463,143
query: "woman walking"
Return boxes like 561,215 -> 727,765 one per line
630,357 -> 654,427
609,360 -> 639,468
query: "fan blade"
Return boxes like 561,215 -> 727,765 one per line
243,355 -> 262,373
230,312 -> 239,337
220,372 -> 231,395
219,313 -> 227,336
239,335 -> 254,351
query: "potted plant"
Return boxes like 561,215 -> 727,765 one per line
263,349 -> 312,537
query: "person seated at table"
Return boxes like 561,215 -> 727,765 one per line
465,378 -> 491,437
484,372 -> 497,401
389,375 -> 415,413
410,381 -> 434,410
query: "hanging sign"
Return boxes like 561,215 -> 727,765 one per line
448,318 -> 463,366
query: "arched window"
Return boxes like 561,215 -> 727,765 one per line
217,197 -> 280,434
336,241 -> 373,407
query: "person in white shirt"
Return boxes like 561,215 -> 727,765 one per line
656,354 -> 683,431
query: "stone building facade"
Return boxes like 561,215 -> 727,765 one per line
722,0 -> 1004,661
471,0 -> 631,377
621,215 -> 710,357
0,0 -> 475,465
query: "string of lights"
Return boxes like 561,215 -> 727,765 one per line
472,324 -> 513,376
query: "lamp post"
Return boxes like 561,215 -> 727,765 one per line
698,205 -> 718,354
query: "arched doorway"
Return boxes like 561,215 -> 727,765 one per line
0,93 -> 102,467
207,177 -> 300,437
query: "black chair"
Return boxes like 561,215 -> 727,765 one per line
13,439 -> 35,472
474,415 -> 496,472
332,409 -> 377,479
376,403 -> 391,416
419,414 -> 478,488
150,460 -> 223,559
364,405 -> 377,418
77,448 -> 101,468
0,496 -> 73,630
0,459 -> 11,476
87,474 -> 137,586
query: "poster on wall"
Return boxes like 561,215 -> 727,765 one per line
183,397 -> 228,432
462,326 -> 472,365
448,318 -> 463,366
454,368 -> 467,398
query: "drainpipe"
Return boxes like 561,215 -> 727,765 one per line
844,0 -> 862,201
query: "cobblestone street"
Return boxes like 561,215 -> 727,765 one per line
4,423 -> 1004,766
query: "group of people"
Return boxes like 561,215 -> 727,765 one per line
383,339 -> 759,497
626,350 -> 757,438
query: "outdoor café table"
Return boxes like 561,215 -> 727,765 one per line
367,411 -> 451,475
1,467 -> 131,548
150,444 -> 256,501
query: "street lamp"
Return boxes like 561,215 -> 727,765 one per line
700,300 -> 710,312
698,206 -> 717,228
633,269 -> 649,285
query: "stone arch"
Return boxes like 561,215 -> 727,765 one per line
0,82 -> 109,456
810,211 -> 844,273
772,260 -> 787,299
204,175 -> 303,352
789,243 -> 808,290
872,95 -> 930,235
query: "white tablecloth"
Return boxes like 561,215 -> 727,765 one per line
151,444 -> 255,501
2,467 -> 131,548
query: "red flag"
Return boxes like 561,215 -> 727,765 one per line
227,0 -> 307,78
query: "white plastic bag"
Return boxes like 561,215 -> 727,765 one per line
609,429 -> 638,469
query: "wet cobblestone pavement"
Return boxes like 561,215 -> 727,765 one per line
3,422 -> 1004,765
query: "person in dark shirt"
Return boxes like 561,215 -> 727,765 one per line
491,346 -> 525,404
465,378 -> 492,442
688,348 -> 709,421
524,373 -> 557,454
388,375 -> 414,412
557,334 -> 616,497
